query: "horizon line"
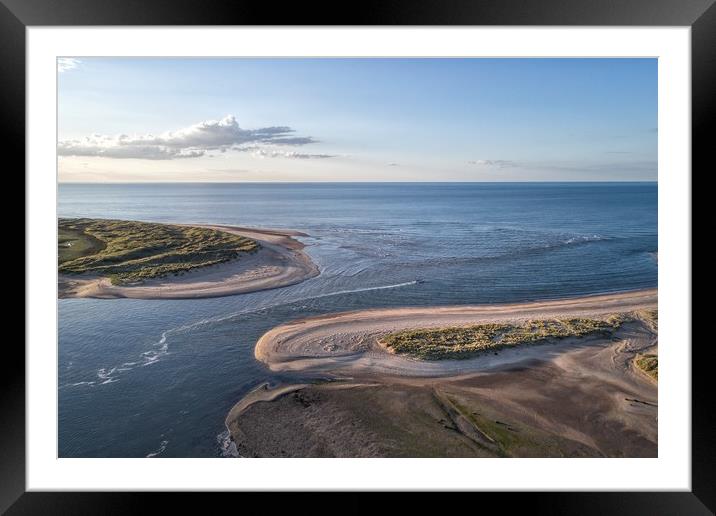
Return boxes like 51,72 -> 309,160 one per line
58,180 -> 658,185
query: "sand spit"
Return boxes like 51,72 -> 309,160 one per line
227,289 -> 657,457
58,224 -> 319,300
255,288 -> 657,376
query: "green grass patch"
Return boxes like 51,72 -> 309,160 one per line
634,354 -> 658,381
381,315 -> 627,360
58,226 -> 106,264
58,218 -> 259,285
447,396 -> 518,457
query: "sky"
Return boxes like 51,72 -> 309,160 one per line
57,58 -> 657,182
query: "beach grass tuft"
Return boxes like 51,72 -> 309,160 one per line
634,353 -> 658,381
58,218 -> 259,285
381,315 -> 628,360
637,309 -> 658,331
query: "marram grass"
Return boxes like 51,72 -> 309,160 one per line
634,353 -> 658,381
58,218 -> 259,285
381,315 -> 628,360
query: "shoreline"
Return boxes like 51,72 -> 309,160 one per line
58,224 -> 320,300
228,288 -> 657,457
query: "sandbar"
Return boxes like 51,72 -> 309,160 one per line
255,288 -> 657,376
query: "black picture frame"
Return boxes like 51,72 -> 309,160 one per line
5,0 -> 711,513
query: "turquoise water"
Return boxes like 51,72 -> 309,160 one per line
58,182 -> 657,457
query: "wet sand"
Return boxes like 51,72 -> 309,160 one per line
228,289 -> 657,457
58,225 -> 319,299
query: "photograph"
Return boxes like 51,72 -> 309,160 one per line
56,57 -> 659,459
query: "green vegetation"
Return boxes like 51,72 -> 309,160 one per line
59,226 -> 105,263
447,395 -> 524,457
445,394 -> 584,457
58,218 -> 259,285
634,354 -> 658,381
381,315 -> 627,360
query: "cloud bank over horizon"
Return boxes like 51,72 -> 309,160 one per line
58,115 -> 331,160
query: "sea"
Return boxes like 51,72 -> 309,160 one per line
57,182 -> 657,457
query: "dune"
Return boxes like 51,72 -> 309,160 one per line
58,224 -> 319,300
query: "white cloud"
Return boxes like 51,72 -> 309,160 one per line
58,58 -> 81,73
467,159 -> 516,168
57,115 -> 330,160
243,147 -> 335,160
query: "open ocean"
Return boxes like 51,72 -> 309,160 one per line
57,182 -> 657,457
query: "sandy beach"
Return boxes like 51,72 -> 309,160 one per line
58,224 -> 319,299
255,288 -> 657,376
228,289 -> 658,457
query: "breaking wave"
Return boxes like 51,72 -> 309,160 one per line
146,439 -> 169,458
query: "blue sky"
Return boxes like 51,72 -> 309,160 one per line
57,58 -> 657,182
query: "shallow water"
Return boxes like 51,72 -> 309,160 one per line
58,182 -> 657,457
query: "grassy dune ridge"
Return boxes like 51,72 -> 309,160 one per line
381,315 -> 628,360
58,218 -> 259,285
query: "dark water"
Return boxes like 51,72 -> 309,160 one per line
58,182 -> 657,457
